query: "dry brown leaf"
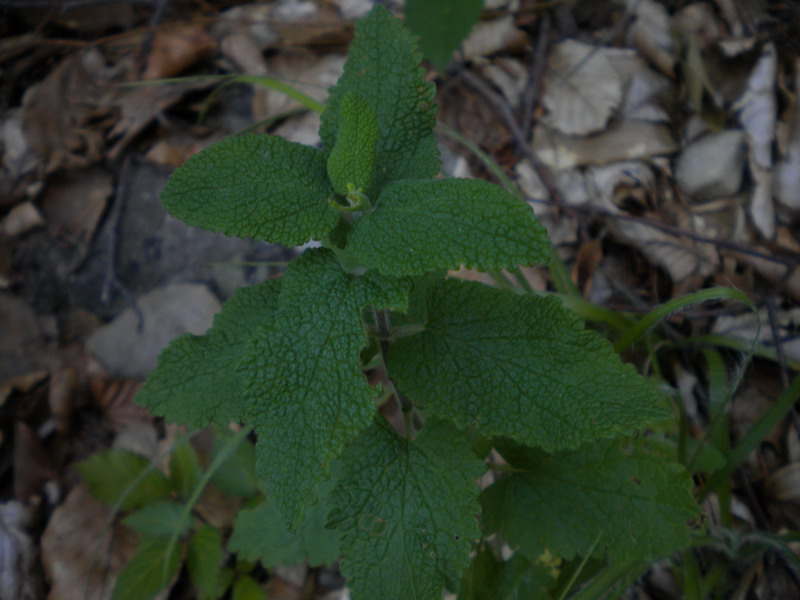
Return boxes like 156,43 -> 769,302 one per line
13,422 -> 57,501
40,168 -> 112,247
143,24 -> 217,81
41,484 -> 137,600
22,48 -> 116,172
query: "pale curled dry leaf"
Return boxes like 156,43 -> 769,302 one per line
532,120 -> 677,169
462,15 -> 527,62
0,501 -> 40,600
735,43 -> 778,170
41,484 -> 138,600
625,0 -> 675,76
541,40 -> 624,136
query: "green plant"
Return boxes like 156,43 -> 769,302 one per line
405,0 -> 484,70
129,6 -> 700,599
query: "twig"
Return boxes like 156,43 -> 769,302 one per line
100,156 -> 144,331
526,197 -> 800,271
458,68 -> 566,206
519,11 -> 551,140
0,0 -> 157,8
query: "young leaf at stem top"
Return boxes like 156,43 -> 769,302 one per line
320,4 -> 440,193
326,92 -> 379,205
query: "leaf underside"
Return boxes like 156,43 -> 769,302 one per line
389,279 -> 667,451
239,249 -> 410,530
320,4 -> 440,192
328,418 -> 484,600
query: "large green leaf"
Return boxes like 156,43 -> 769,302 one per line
389,280 -> 667,451
406,0 -> 484,70
327,419 -> 484,600
137,280 -> 280,428
239,249 -> 409,530
482,439 -> 699,561
320,5 -> 440,191
347,178 -> 549,276
161,135 -> 337,245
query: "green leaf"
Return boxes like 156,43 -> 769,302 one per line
459,546 -> 557,600
481,439 -> 700,562
188,525 -> 224,600
347,179 -> 550,276
161,134 -> 337,245
406,0 -> 483,70
231,575 -> 266,600
123,500 -> 193,539
76,449 -> 171,511
327,419 -> 484,599
389,279 -> 667,451
137,280 -> 281,428
228,488 -> 340,568
327,92 -> 379,197
239,249 -> 410,530
111,536 -> 182,600
320,5 -> 440,191
169,437 -> 203,501
209,428 -> 259,498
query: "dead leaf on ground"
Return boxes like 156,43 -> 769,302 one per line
541,40 -> 624,136
13,421 -> 57,501
40,167 -> 112,249
0,500 -> 41,600
41,483 -> 138,600
22,48 -> 117,172
143,24 -> 217,81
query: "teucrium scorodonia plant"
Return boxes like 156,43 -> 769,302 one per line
136,6 -> 699,599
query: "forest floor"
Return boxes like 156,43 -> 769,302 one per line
1,0 -> 800,598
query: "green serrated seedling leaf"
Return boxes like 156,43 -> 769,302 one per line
111,536 -> 182,600
169,437 -> 203,501
161,135 -> 337,245
123,500 -> 193,539
327,418 -> 484,600
347,179 -> 550,276
137,280 -> 280,428
76,449 -> 171,511
228,476 -> 341,568
389,279 -> 667,451
327,92 -> 379,198
405,0 -> 483,70
320,5 -> 440,191
239,249 -> 410,530
482,439 -> 699,561
209,428 -> 259,498
188,525 -> 224,600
